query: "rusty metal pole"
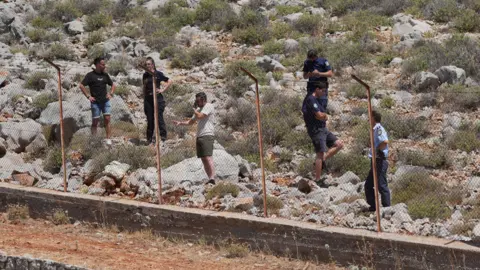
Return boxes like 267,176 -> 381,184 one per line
139,64 -> 162,204
351,74 -> 381,232
240,67 -> 268,218
44,59 -> 67,192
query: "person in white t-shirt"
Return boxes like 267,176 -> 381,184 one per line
173,92 -> 216,184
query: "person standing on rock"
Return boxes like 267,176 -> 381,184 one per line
80,57 -> 116,145
143,57 -> 172,145
302,82 -> 343,187
173,92 -> 216,184
364,110 -> 391,212
303,49 -> 333,108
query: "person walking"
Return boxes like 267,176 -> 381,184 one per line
303,49 -> 333,108
79,57 -> 115,145
364,110 -> 391,211
173,92 -> 216,184
302,82 -> 343,187
142,57 -> 172,144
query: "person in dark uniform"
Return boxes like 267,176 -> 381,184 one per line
80,57 -> 116,145
302,49 -> 333,109
364,110 -> 391,211
143,57 -> 172,144
302,82 -> 343,187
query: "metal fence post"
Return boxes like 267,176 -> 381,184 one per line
351,74 -> 382,232
43,59 -> 67,193
138,64 -> 163,204
240,67 -> 268,218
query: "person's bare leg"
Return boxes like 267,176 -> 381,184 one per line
314,152 -> 324,180
324,140 -> 344,161
104,115 -> 111,139
91,118 -> 99,137
201,156 -> 215,180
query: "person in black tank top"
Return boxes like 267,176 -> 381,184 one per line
143,57 -> 172,144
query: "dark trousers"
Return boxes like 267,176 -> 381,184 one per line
364,158 -> 390,209
144,95 -> 166,142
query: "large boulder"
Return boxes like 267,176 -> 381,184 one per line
283,12 -> 303,24
414,72 -> 440,92
256,55 -> 286,72
0,119 -> 46,153
392,13 -> 431,36
162,149 -> 239,188
65,20 -> 85,35
284,39 -> 299,56
0,42 -> 13,60
0,5 -> 15,34
434,66 -> 466,85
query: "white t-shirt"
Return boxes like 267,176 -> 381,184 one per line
193,103 -> 215,137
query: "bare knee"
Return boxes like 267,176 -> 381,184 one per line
335,140 -> 344,149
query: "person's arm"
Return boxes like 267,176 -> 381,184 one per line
79,83 -> 95,102
173,118 -> 195,126
314,111 -> 328,121
193,103 -> 213,120
377,140 -> 388,150
302,61 -> 310,79
106,74 -> 115,99
310,69 -> 333,78
158,79 -> 173,93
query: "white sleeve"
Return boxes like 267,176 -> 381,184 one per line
201,103 -> 214,116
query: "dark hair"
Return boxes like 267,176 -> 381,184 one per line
195,92 -> 207,102
146,57 -> 156,70
307,49 -> 317,59
314,82 -> 327,90
372,110 -> 381,123
93,57 -> 104,65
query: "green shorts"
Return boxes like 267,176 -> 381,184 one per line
196,135 -> 214,157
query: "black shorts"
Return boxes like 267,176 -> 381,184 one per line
196,135 -> 214,157
310,128 -> 338,153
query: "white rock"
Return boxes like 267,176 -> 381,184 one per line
65,20 -> 84,35
104,161 -> 131,181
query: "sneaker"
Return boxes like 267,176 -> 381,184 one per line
105,139 -> 112,146
206,179 -> 216,185
314,179 -> 328,188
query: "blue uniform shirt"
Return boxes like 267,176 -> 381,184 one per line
302,95 -> 326,135
369,123 -> 389,158
303,57 -> 332,100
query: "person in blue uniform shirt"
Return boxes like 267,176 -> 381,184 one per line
364,110 -> 391,212
302,82 -> 343,187
303,49 -> 333,109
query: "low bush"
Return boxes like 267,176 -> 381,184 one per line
265,195 -> 284,213
226,77 -> 252,98
397,148 -> 447,168
33,92 -> 57,110
160,46 -> 183,60
111,121 -> 140,139
327,152 -> 371,179
232,25 -> 271,46
454,8 -> 480,32
439,84 -> 480,112
224,60 -> 266,85
275,5 -> 303,16
90,145 -> 156,174
230,7 -> 268,29
281,130 -> 313,152
107,58 -> 129,76
115,24 -> 143,39
296,157 -> 315,178
380,96 -> 395,108
225,133 -> 261,161
220,98 -> 256,130
47,43 -> 75,61
51,1 -> 81,22
195,0 -> 236,31
113,84 -> 131,98
172,100 -> 194,118
164,83 -> 192,97
448,130 -> 480,152
224,242 -> 249,258
293,14 -> 323,35
164,114 -> 189,139
83,30 -> 105,47
85,13 -> 112,31
26,28 -> 61,43
262,39 -> 285,55
172,46 -> 218,68
146,29 -> 176,51
87,44 -> 106,59
50,209 -> 70,225
44,145 -> 63,173
30,16 -> 62,29
271,21 -> 302,39
206,182 -> 240,200
7,204 -> 29,221
382,111 -> 426,139
24,71 -> 52,90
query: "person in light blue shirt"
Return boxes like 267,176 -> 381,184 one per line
364,110 -> 390,212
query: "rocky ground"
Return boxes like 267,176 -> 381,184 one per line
0,0 -> 480,243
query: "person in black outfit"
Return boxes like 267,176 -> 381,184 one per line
143,57 -> 172,144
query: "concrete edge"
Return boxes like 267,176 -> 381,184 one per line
1,183 -> 479,269
0,251 -> 87,270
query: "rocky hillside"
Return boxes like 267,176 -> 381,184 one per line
1,0 -> 480,240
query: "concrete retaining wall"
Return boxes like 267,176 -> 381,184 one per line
0,252 -> 86,270
1,183 -> 479,269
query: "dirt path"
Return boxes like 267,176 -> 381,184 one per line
0,213 -> 343,270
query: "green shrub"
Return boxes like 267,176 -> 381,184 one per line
454,8 -> 480,33
7,204 -> 29,221
226,77 -> 252,98
262,39 -> 285,55
30,16 -> 62,29
271,22 -> 302,39
111,121 -> 140,139
347,84 -> 368,99
47,43 -> 75,61
275,5 -> 303,16
224,60 -> 266,85
87,44 -> 106,59
164,83 -> 192,97
226,133 -> 262,161
439,85 -> 480,112
26,28 -> 61,43
327,41 -> 368,69
293,14 -> 323,35
170,51 -> 192,69
380,96 -> 395,108
69,132 -> 103,160
382,111 -> 426,139
24,71 -> 52,90
342,11 -> 391,39
146,29 -> 176,51
85,13 -> 112,31
114,84 -> 131,97
265,195 -> 284,213
107,58 -> 129,76
172,101 -> 194,118
231,7 -> 268,29
71,0 -> 111,15
164,114 -> 189,139
115,24 -> 143,39
51,1 -> 82,22
195,0 -> 236,31
83,30 -> 105,47
398,148 -> 447,168
224,242 -> 249,258
188,46 -> 219,67
51,210 -> 70,225
428,0 -> 459,23
33,93 -> 57,110
392,171 -> 451,220
327,152 -> 371,180
9,45 -> 29,55
402,34 -> 480,80
448,130 -> 480,152
296,157 -> 315,177
160,46 -> 183,60
89,145 -> 156,174
272,71 -> 283,81
281,130 -> 313,152
232,25 -> 271,45
206,182 -> 240,200
44,145 -> 63,173
220,98 -> 256,130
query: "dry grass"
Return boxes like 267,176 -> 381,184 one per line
7,204 -> 29,221
50,210 -> 70,225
